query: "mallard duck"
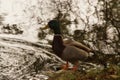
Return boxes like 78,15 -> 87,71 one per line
41,20 -> 92,70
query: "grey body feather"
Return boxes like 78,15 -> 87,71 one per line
62,46 -> 88,63
64,39 -> 91,52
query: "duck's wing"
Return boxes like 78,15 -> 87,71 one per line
62,46 -> 89,63
63,39 -> 92,52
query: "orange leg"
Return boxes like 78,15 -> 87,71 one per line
72,61 -> 79,71
62,61 -> 69,70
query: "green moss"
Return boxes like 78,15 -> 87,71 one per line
47,64 -> 120,80
48,71 -> 82,80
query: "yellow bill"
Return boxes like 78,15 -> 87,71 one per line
41,25 -> 49,30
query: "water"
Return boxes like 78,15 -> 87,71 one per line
0,36 -> 63,80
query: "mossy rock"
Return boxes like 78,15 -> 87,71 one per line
47,65 -> 120,80
48,70 -> 83,80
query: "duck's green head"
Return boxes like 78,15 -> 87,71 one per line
42,20 -> 61,34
